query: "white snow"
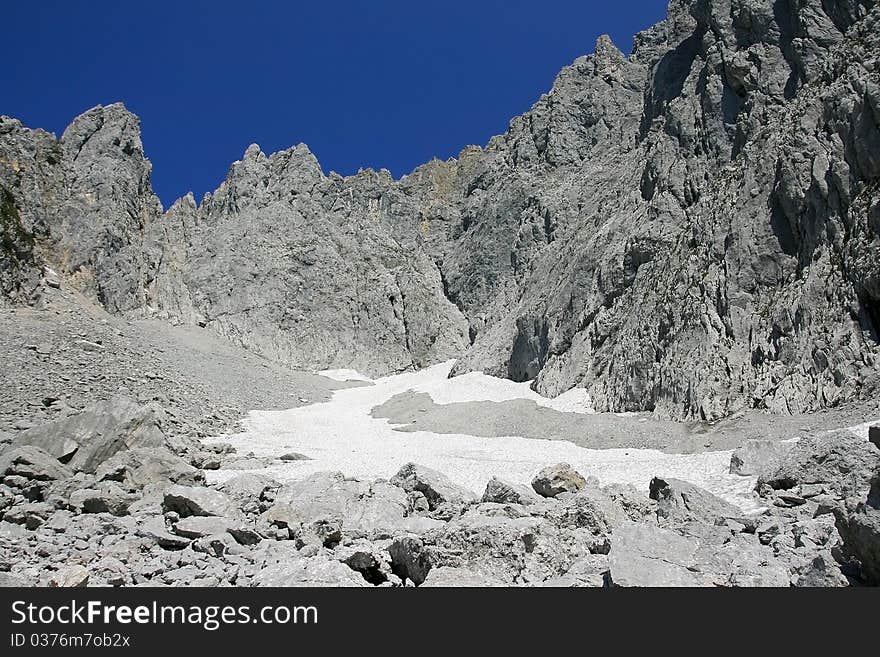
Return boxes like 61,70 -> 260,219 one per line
205,361 -> 763,511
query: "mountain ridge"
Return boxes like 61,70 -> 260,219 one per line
2,0 -> 878,421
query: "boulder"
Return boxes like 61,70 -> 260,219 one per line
870,424 -> 880,450
482,477 -> 541,505
542,554 -> 610,587
0,572 -> 25,587
0,445 -> 73,481
758,430 -> 880,500
531,463 -> 587,498
388,536 -> 434,586
69,482 -> 136,516
173,515 -> 238,539
268,471 -> 413,539
136,516 -> 192,549
252,557 -> 370,587
729,439 -> 795,476
608,521 -> 789,587
95,448 -> 204,488
334,540 -> 394,585
48,565 -> 89,588
834,468 -> 880,584
390,463 -> 476,510
649,477 -> 743,524
420,566 -> 505,587
13,397 -> 169,473
162,485 -> 238,518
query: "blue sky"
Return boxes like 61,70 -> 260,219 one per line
3,1 -> 668,208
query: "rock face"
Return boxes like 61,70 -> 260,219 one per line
1,0 -> 878,419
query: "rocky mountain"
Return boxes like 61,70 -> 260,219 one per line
2,0 -> 879,420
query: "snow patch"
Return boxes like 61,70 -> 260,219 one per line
206,361 -> 760,511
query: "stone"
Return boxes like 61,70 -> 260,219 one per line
0,445 -> 73,481
173,515 -> 236,539
217,472 -> 279,502
69,482 -> 136,516
542,554 -> 610,587
482,477 -> 541,505
834,469 -> 880,584
758,431 -> 880,500
13,397 -> 169,473
730,440 -> 795,476
136,516 -> 192,549
531,463 -> 587,498
870,425 -> 880,450
48,565 -> 89,588
649,477 -> 742,525
0,572 -> 25,587
608,521 -> 788,588
162,485 -> 238,518
252,557 -> 370,587
420,566 -> 505,587
95,447 -> 204,488
269,471 -> 413,539
388,536 -> 434,586
390,463 -> 477,510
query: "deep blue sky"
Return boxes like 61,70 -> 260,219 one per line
3,1 -> 668,208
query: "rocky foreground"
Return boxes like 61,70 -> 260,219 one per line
1,395 -> 878,587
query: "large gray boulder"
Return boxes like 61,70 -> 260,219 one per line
608,521 -> 789,587
252,556 -> 370,587
13,397 -> 169,473
758,431 -> 880,500
420,566 -> 504,587
162,485 -> 238,518
267,471 -> 429,540
390,463 -> 477,510
730,440 -> 796,476
482,476 -> 541,505
531,463 -> 587,498
0,445 -> 72,481
835,468 -> 880,584
95,447 -> 204,488
649,477 -> 743,525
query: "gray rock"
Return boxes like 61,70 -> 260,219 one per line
608,521 -> 789,588
730,440 -> 796,476
69,482 -> 136,516
162,485 -> 238,518
48,565 -> 89,588
758,431 -> 880,500
390,462 -> 477,510
0,572 -> 25,587
834,468 -> 880,584
13,397 -> 168,473
95,447 -> 204,488
268,471 -> 413,540
0,445 -> 72,481
173,515 -> 237,539
870,425 -> 880,450
216,472 -> 279,501
482,476 -> 541,505
136,516 -> 192,549
252,557 -> 370,587
542,554 -> 610,587
649,477 -> 742,525
420,566 -> 505,587
531,463 -> 587,498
